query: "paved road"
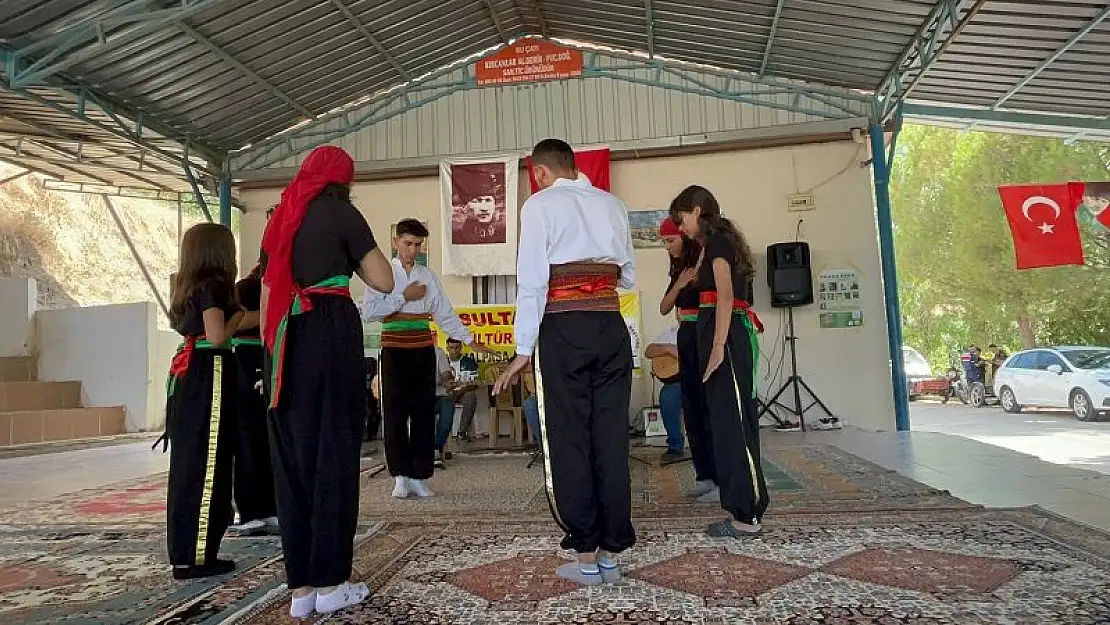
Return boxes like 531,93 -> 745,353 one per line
910,401 -> 1110,477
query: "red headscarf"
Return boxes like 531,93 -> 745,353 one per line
659,217 -> 681,237
261,146 -> 355,350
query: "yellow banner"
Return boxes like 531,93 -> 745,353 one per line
427,292 -> 642,380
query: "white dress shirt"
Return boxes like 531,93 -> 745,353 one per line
514,176 -> 636,356
361,258 -> 473,344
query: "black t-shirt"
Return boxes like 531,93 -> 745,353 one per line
234,276 -> 262,339
697,232 -> 752,302
291,195 -> 378,286
174,276 -> 237,338
666,274 -> 701,310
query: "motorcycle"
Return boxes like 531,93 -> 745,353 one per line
942,366 -> 968,405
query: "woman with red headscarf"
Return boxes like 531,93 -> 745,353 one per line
657,217 -> 716,499
260,146 -> 394,617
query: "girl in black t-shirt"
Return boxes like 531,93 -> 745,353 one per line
657,217 -> 716,493
164,223 -> 243,579
227,261 -> 278,536
669,185 -> 769,538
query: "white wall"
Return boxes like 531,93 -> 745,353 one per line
36,302 -> 162,432
239,139 -> 896,430
0,277 -> 37,357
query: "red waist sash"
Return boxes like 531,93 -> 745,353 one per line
546,263 -> 620,313
698,291 -> 764,334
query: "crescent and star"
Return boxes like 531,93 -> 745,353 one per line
1021,195 -> 1061,235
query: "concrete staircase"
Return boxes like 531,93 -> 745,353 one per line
0,356 -> 125,446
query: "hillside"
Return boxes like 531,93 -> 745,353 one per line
0,163 -> 214,328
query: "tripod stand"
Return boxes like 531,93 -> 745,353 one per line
758,306 -> 834,431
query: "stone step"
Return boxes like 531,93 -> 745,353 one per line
0,407 -> 126,446
0,356 -> 36,383
0,381 -> 82,412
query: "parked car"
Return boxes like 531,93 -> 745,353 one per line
994,346 -> 1110,421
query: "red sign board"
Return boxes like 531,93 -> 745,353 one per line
475,38 -> 583,86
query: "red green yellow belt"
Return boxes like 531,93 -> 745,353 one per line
232,336 -> 262,348
166,336 -> 223,398
269,275 -> 351,409
698,291 -> 764,333
698,291 -> 762,398
678,308 -> 698,323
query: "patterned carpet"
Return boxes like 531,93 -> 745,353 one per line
1,439 -> 1107,624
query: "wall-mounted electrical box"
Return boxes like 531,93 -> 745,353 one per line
787,193 -> 816,212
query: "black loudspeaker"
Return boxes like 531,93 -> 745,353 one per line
767,242 -> 813,307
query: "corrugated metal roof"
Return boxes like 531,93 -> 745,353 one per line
0,0 -> 1108,191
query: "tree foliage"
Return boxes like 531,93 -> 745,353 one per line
891,126 -> 1110,370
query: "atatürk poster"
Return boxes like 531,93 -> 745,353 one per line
440,155 -> 519,276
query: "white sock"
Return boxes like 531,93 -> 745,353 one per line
290,591 -> 316,618
409,479 -> 434,498
391,476 -> 409,498
315,581 -> 370,614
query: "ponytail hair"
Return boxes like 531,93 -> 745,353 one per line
668,185 -> 755,279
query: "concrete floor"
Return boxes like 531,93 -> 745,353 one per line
911,400 -> 1110,475
2,404 -> 1109,534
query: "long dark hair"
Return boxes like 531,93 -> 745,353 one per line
669,185 -> 755,279
668,234 -> 702,280
170,223 -> 237,327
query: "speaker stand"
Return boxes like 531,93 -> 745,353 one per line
758,306 -> 834,431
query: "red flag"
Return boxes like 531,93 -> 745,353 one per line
526,147 -> 610,192
998,184 -> 1085,269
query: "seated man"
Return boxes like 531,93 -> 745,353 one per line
644,326 -> 686,464
522,369 -> 540,449
437,339 -> 481,456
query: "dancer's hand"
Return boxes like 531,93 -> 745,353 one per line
493,355 -> 531,395
676,266 -> 697,288
702,344 -> 725,383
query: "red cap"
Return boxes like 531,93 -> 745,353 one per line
659,217 -> 681,237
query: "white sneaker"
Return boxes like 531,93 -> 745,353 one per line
229,518 -> 265,534
290,590 -> 316,618
391,476 -> 409,499
408,479 -> 434,498
315,581 -> 370,614
697,487 -> 721,503
691,479 -> 716,497
812,416 -> 843,430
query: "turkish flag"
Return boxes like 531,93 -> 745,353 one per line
526,147 -> 610,192
998,184 -> 1085,269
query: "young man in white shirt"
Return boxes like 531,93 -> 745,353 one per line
362,219 -> 494,498
644,325 -> 687,463
494,139 -> 636,586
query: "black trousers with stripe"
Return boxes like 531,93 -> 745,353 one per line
269,296 -> 366,588
166,349 -> 238,566
535,311 -> 636,554
232,343 -> 276,523
379,345 -> 437,480
697,311 -> 769,524
677,321 -> 715,483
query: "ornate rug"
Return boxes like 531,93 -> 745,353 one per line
0,441 -> 1036,624
233,507 -> 1110,624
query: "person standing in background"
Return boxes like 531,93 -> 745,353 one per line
657,216 -> 716,500
644,323 -> 687,464
362,219 -> 497,499
227,260 -> 279,536
669,184 -> 768,539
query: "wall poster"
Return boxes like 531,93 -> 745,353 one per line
817,268 -> 863,329
440,155 -> 519,276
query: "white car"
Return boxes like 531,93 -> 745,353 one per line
994,346 -> 1110,421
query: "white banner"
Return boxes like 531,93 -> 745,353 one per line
439,155 -> 519,276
